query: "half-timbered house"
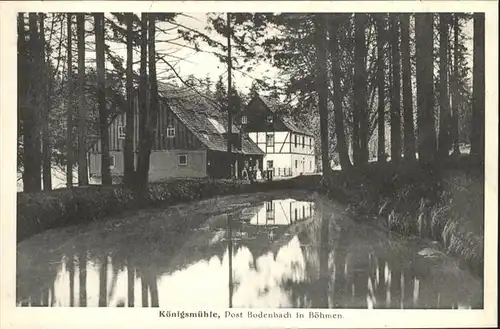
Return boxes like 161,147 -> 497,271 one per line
88,84 -> 264,181
240,93 -> 316,177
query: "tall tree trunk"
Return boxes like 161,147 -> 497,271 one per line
355,13 -> 369,166
127,259 -> 135,307
78,249 -> 87,306
389,14 -> 402,164
77,14 -> 88,186
148,13 -> 159,178
438,14 -> 451,158
18,14 -> 25,145
136,14 -> 149,190
415,13 -> 437,164
123,13 -> 135,187
146,273 -> 159,307
66,13 -> 74,187
471,13 -> 485,164
314,204 -> 330,308
141,273 -> 149,307
328,16 -> 352,170
376,14 -> 386,164
40,14 -> 52,191
450,14 -> 461,156
18,13 -> 29,184
68,252 -> 75,306
33,14 -> 43,191
98,254 -> 108,306
94,13 -> 112,185
23,13 -> 42,192
400,13 -> 416,161
314,14 -> 330,175
226,13 -> 233,178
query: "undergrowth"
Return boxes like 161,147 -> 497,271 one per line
319,159 -> 484,277
17,176 -> 320,243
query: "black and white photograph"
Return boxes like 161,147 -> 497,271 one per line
0,1 -> 498,328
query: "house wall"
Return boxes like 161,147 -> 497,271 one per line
90,97 -> 204,154
89,150 -> 127,176
249,199 -> 315,225
290,153 -> 316,176
248,131 -> 315,156
89,150 -> 207,181
149,150 -> 207,181
290,132 -> 315,156
248,131 -> 316,176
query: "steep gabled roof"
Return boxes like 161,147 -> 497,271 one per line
159,83 -> 264,155
253,94 -> 314,137
259,95 -> 282,113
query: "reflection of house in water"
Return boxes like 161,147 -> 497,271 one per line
249,199 -> 314,226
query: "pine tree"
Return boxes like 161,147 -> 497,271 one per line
438,14 -> 452,158
23,13 -> 42,192
314,14 -> 330,175
328,15 -> 352,170
389,14 -> 402,164
354,13 -> 369,165
95,13 -> 112,185
471,13 -> 484,164
400,13 -> 416,161
77,13 -> 89,186
40,14 -> 52,190
376,14 -> 387,163
136,13 -> 149,189
415,13 -> 437,163
123,13 -> 135,186
248,80 -> 260,98
66,13 -> 74,187
214,74 -> 227,111
450,14 -> 461,156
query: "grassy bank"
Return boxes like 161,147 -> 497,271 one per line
319,159 -> 484,277
17,175 -> 321,243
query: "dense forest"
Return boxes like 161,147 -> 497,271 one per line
17,12 -> 485,192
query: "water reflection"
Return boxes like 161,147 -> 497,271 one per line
17,197 -> 482,309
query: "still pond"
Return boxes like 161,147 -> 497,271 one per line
16,191 -> 482,308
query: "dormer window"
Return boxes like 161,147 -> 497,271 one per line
241,116 -> 247,124
266,116 -> 273,124
166,127 -> 175,138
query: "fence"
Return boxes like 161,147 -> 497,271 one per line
272,167 -> 293,177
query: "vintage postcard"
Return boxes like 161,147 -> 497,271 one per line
0,1 -> 498,328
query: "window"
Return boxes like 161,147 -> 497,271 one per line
310,161 -> 312,170
302,136 -> 305,148
266,134 -> 274,147
166,127 -> 175,138
294,134 -> 297,147
266,115 -> 273,124
266,201 -> 275,220
178,154 -> 187,166
241,116 -> 247,124
295,160 -> 298,168
118,126 -> 125,139
309,138 -> 312,147
109,155 -> 116,168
